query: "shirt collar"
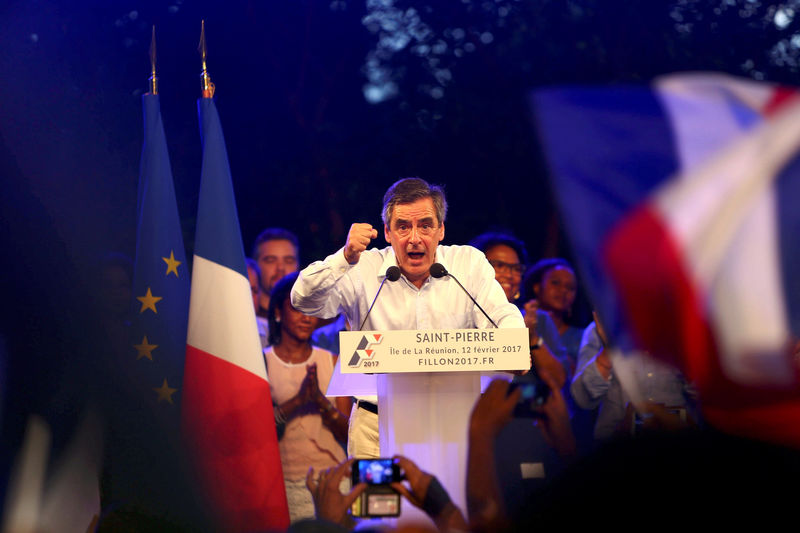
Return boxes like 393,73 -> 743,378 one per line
434,246 -> 451,275
378,248 -> 398,278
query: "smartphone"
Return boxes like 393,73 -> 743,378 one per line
509,373 -> 550,418
351,458 -> 403,485
351,485 -> 401,518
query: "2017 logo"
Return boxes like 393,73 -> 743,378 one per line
347,333 -> 383,368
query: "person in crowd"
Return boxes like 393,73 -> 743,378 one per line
264,272 -> 353,523
252,227 -> 300,317
570,313 -> 696,443
519,257 -> 596,452
246,258 -> 270,349
302,455 -> 468,532
467,231 -> 572,511
467,231 -> 528,303
521,258 -> 583,369
469,231 -> 568,383
467,373 -> 575,532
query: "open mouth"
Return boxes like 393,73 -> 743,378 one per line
407,251 -> 425,260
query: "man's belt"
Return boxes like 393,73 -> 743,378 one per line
357,399 -> 378,415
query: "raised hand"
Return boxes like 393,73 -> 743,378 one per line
343,223 -> 378,264
534,368 -> 577,459
523,299 -> 540,343
469,378 -> 520,440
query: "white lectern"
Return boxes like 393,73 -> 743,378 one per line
339,328 -> 528,525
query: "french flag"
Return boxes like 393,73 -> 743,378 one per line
533,73 -> 800,447
182,97 -> 289,530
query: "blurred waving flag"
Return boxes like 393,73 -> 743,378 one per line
532,73 -> 800,446
182,96 -> 289,530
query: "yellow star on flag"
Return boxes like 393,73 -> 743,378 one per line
133,335 -> 158,360
136,287 -> 162,314
153,379 -> 178,404
162,250 -> 181,277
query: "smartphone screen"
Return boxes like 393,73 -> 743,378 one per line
353,458 -> 397,485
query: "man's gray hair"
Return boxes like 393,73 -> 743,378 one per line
381,177 -> 448,227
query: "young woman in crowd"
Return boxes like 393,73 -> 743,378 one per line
469,231 -> 568,385
521,258 -> 583,368
264,272 -> 352,523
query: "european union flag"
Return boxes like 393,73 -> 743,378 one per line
99,94 -> 196,523
130,94 -> 190,413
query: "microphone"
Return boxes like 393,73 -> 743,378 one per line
429,263 -> 447,279
385,265 -> 401,282
430,262 -> 498,328
359,266 -> 401,330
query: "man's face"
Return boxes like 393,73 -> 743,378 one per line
384,197 -> 444,287
256,239 -> 298,292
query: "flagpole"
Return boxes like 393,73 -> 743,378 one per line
198,20 -> 215,98
102,23 -> 200,527
183,21 -> 290,530
148,25 -> 158,96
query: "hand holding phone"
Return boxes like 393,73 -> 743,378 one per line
351,458 -> 403,517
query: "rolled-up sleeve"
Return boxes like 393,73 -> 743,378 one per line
290,248 -> 353,318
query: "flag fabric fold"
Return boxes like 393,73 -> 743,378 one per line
182,97 -> 289,531
104,94 -> 194,519
532,73 -> 800,447
132,94 -> 190,410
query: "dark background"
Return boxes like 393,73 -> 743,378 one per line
2,0 -> 800,499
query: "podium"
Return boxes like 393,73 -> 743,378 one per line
339,328 -> 528,524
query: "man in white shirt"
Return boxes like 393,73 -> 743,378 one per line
291,177 -> 523,331
293,176 -> 525,428
291,177 -> 535,520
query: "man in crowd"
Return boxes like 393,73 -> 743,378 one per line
252,227 -> 300,316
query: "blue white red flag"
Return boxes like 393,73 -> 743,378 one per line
532,73 -> 800,446
182,97 -> 289,530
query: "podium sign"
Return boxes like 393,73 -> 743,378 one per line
339,328 -> 529,374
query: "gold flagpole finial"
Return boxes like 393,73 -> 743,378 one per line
198,20 -> 215,98
148,25 -> 158,95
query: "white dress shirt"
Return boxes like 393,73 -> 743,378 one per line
291,244 -> 524,330
292,243 -> 524,522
